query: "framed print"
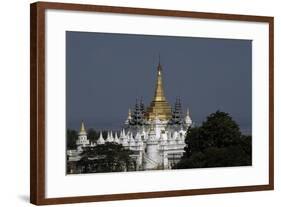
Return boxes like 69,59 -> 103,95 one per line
30,1 -> 274,205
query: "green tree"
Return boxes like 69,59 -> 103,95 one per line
175,111 -> 252,169
67,129 -> 77,150
77,143 -> 136,173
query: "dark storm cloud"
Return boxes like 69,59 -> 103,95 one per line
66,32 -> 252,134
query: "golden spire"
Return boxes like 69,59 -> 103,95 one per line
145,59 -> 172,121
125,108 -> 132,125
80,121 -> 86,133
153,63 -> 166,102
128,108 -> 132,120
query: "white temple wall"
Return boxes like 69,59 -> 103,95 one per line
145,141 -> 161,169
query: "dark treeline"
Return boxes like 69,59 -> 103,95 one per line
174,111 -> 252,169
74,143 -> 136,173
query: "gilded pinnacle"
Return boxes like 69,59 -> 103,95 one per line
145,61 -> 172,121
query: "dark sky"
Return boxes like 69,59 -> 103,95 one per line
66,31 -> 252,134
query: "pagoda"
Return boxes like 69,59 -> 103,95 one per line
145,61 -> 172,121
67,58 -> 193,172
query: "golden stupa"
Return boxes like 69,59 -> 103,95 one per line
80,121 -> 86,133
145,62 -> 172,121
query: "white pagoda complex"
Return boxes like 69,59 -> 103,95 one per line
67,61 -> 192,171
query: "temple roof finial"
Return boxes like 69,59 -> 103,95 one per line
99,131 -> 103,139
80,121 -> 86,133
146,55 -> 172,121
157,53 -> 162,73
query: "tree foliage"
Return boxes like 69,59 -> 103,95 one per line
174,111 -> 252,169
77,143 -> 136,173
67,129 -> 77,149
